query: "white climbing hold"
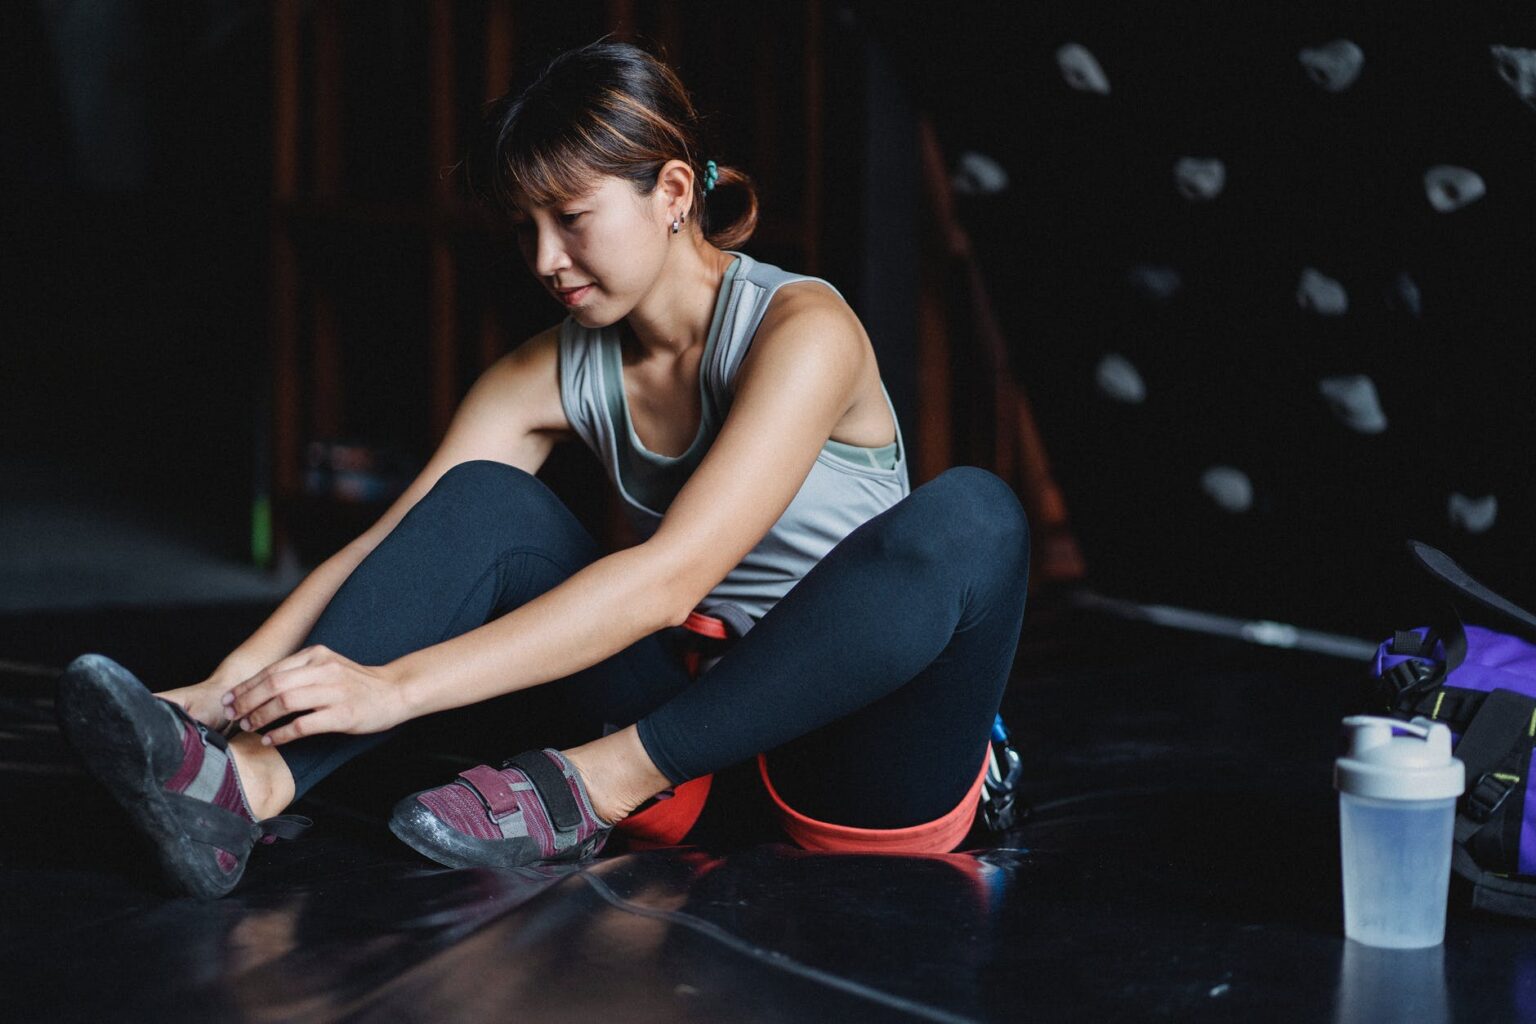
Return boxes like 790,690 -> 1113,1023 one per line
1057,43 -> 1111,95
1297,267 -> 1349,316
1096,353 -> 1146,404
1299,39 -> 1365,92
952,151 -> 1010,196
1385,271 -> 1423,318
1174,157 -> 1226,202
1424,165 -> 1486,213
1126,263 -> 1183,301
1318,375 -> 1388,434
1448,493 -> 1497,534
1201,466 -> 1253,513
1491,45 -> 1536,111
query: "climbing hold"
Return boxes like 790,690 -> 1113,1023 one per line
1201,466 -> 1253,513
1298,40 -> 1365,92
952,151 -> 1010,196
1174,157 -> 1226,202
1319,375 -> 1388,434
1126,263 -> 1182,302
1297,267 -> 1349,316
1491,45 -> 1536,111
1424,165 -> 1486,213
1096,354 -> 1146,404
1057,43 -> 1111,95
1448,493 -> 1497,534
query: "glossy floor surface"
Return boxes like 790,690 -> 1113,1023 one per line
3,602 -> 1532,1022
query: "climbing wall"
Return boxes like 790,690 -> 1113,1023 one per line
925,6 -> 1536,633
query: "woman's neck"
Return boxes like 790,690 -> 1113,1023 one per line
621,241 -> 736,362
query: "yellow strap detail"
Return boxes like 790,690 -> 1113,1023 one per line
1493,772 -> 1522,784
1431,692 -> 1446,719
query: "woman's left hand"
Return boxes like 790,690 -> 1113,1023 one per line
222,645 -> 410,746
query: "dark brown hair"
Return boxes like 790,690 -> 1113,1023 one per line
467,40 -> 758,249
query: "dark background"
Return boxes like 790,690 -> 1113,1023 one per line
4,0 -> 1534,641
862,1 -> 1536,633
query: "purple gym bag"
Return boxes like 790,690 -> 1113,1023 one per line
1372,541 -> 1536,918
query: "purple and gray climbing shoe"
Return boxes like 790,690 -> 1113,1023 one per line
388,749 -> 613,869
54,653 -> 313,900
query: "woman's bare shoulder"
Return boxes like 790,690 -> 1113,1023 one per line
757,277 -> 870,357
487,322 -> 575,441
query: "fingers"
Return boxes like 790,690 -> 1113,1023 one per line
224,645 -> 333,719
259,706 -> 345,747
240,682 -> 343,734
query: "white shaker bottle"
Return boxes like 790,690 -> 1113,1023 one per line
1335,715 -> 1465,948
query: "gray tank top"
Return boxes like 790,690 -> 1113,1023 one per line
557,250 -> 911,624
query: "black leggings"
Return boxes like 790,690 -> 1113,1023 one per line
274,460 -> 1029,829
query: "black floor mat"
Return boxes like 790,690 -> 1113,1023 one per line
3,602 -> 1529,1022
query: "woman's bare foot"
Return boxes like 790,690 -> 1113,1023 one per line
226,732 -> 297,819
560,725 -> 673,825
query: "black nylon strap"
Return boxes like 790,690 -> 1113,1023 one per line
1410,540 -> 1536,641
1454,846 -> 1536,920
1407,686 -> 1485,729
1454,688 -> 1536,784
258,814 -> 314,841
507,751 -> 582,833
1394,630 -> 1429,657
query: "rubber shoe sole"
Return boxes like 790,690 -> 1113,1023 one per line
55,654 -> 256,900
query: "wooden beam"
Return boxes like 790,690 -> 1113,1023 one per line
271,0 -> 301,508
606,0 -> 636,43
484,0 -> 515,100
428,0 -> 458,441
311,0 -> 342,440
802,0 -> 823,273
479,0 -> 516,371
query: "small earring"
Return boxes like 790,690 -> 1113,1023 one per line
671,218 -> 680,234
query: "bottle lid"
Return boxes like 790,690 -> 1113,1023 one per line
1334,716 -> 1465,801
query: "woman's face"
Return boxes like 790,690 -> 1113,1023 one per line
510,172 -> 674,328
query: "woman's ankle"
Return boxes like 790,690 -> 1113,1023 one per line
228,733 -> 297,819
561,726 -> 673,825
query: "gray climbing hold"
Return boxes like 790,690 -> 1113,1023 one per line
1201,466 -> 1253,514
1299,39 -> 1365,92
1096,353 -> 1146,404
1491,45 -> 1536,111
1057,43 -> 1110,95
1448,493 -> 1497,534
1424,165 -> 1486,213
952,151 -> 1010,196
1126,263 -> 1183,301
1318,375 -> 1388,434
1174,157 -> 1226,202
1385,271 -> 1423,318
1297,267 -> 1349,316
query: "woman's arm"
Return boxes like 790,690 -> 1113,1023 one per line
160,328 -> 569,723
225,288 -> 868,744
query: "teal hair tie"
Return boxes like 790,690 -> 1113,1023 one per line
703,159 -> 719,192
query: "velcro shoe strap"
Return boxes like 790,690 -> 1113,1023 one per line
257,814 -> 314,842
506,751 -> 582,833
162,790 -> 259,852
458,765 -> 520,818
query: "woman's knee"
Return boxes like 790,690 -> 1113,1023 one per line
921,467 -> 1031,565
417,460 -> 561,523
408,460 -> 596,556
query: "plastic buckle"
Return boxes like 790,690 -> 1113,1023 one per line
981,741 -> 1026,831
1383,659 -> 1437,703
1466,771 -> 1517,823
